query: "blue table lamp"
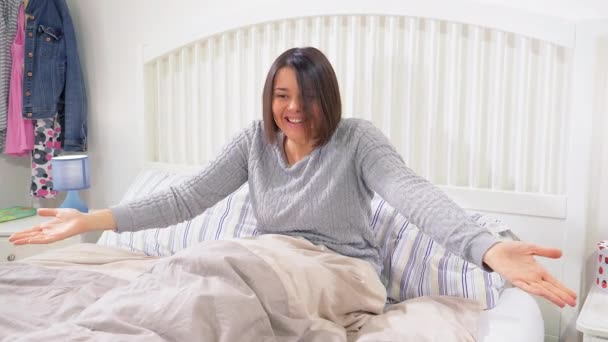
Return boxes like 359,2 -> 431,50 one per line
52,155 -> 90,213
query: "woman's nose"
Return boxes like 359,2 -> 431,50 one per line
287,97 -> 301,112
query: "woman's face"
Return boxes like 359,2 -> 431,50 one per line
272,67 -> 318,147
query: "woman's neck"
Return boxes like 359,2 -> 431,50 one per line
283,138 -> 315,166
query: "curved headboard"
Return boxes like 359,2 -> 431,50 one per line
137,2 -> 602,341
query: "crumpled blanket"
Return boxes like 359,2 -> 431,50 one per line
0,235 -> 481,341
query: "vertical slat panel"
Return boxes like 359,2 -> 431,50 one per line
178,48 -> 188,164
445,22 -> 460,185
381,16 -> 396,138
343,16 -> 358,118
227,33 -> 236,145
556,52 -> 570,195
466,26 -> 482,188
157,59 -> 166,162
431,21 -> 447,185
294,18 -> 306,47
426,20 -> 440,182
156,60 -> 164,162
477,28 -> 490,189
351,16 -> 363,119
248,26 -> 259,125
543,46 -> 558,194
216,35 -> 227,152
403,17 -> 418,166
204,39 -> 214,160
143,63 -> 157,162
363,16 -> 377,122
512,37 -> 530,192
227,34 -> 235,144
490,31 -> 506,190
166,54 -> 176,163
144,15 -> 572,195
234,29 -> 246,135
192,43 -> 201,164
388,17 -> 405,152
410,18 -> 424,172
328,16 -> 340,80
537,43 -> 553,193
527,40 -> 540,193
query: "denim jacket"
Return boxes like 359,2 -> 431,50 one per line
22,0 -> 87,151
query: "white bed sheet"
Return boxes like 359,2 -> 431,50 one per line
478,287 -> 544,342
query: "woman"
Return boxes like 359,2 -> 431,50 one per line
10,47 -> 576,309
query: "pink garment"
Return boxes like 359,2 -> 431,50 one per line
5,4 -> 34,156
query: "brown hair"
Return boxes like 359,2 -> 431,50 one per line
262,47 -> 342,146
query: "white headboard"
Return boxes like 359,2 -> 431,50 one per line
138,1 -> 608,340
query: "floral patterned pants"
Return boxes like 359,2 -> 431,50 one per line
30,116 -> 62,198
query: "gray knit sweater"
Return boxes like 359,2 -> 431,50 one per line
110,118 -> 497,273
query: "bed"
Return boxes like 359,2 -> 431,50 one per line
1,0 -> 604,340
0,164 -> 543,341
0,244 -> 539,342
134,2 -> 606,341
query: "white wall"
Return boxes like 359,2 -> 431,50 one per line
474,0 -> 607,20
0,156 -> 31,208
64,0 -> 148,209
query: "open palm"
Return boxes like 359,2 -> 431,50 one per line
8,208 -> 88,245
483,240 -> 577,307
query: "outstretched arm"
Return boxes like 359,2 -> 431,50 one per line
483,241 -> 576,307
10,122 -> 259,244
9,208 -> 116,245
356,120 -> 495,268
356,120 -> 576,307
109,123 -> 254,233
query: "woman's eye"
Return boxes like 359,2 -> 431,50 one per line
275,94 -> 287,99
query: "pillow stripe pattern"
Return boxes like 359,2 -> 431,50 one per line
370,194 -> 506,309
98,168 -> 505,309
97,170 -> 258,256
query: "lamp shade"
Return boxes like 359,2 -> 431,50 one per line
52,155 -> 90,191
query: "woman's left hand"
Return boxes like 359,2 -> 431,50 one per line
482,241 -> 577,308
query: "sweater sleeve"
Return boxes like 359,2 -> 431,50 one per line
355,120 -> 498,269
109,122 -> 255,233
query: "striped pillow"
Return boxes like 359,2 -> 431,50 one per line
97,169 -> 258,255
370,195 -> 506,310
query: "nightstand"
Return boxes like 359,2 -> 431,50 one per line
577,285 -> 608,341
0,215 -> 81,262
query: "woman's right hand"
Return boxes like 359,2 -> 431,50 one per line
8,208 -> 116,245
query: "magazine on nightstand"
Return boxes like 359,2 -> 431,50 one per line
0,206 -> 37,223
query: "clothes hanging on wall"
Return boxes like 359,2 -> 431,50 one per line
5,3 -> 33,156
30,115 -> 61,198
0,0 -> 85,199
22,0 -> 87,152
0,0 -> 22,153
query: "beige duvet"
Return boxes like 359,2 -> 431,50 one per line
0,235 -> 481,341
